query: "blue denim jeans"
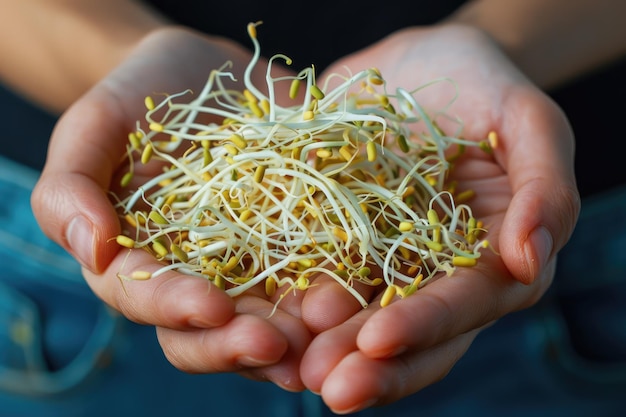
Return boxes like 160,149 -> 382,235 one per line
1,154 -> 625,416
0,156 -> 309,417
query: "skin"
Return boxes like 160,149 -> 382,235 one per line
30,27 -> 314,390
450,0 -> 626,89
32,23 -> 578,406
0,0 -> 167,113
2,0 -> 624,413
300,25 -> 578,412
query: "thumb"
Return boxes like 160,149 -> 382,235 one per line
498,88 -> 580,285
31,27 -> 259,273
31,93 -> 128,273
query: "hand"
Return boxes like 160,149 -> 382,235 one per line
297,23 -> 580,413
31,27 -> 311,390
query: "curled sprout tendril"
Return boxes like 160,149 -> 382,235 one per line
114,22 -> 493,309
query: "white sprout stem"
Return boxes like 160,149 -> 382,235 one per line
225,254 -> 295,297
115,22 -> 493,308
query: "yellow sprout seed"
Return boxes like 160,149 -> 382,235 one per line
366,141 -> 377,162
213,275 -> 225,290
254,165 -> 266,183
310,85 -> 325,100
425,240 -> 443,252
239,209 -> 253,222
479,140 -> 493,154
243,89 -> 257,103
296,276 -> 310,291
120,172 -> 133,187
148,210 -> 168,225
455,189 -> 476,203
452,256 -> 478,267
427,209 -> 441,243
357,267 -> 371,277
170,243 -> 188,263
124,214 -> 138,228
116,235 -> 135,249
332,226 -> 349,243
113,24 -> 489,312
380,285 -> 397,307
398,221 -> 413,232
249,100 -> 264,118
221,256 -> 239,275
128,132 -> 142,150
152,240 -> 168,258
397,134 -> 409,153
265,278 -> 277,296
131,271 -> 152,280
370,278 -> 383,286
149,122 -> 164,132
144,96 -> 156,111
224,144 -> 239,155
247,22 -> 258,39
229,134 -> 247,149
289,79 -> 301,99
203,148 -> 213,166
141,143 -> 153,164
339,146 -> 353,162
260,99 -> 271,115
488,131 -> 498,149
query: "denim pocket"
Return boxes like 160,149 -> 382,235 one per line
548,185 -> 626,385
0,156 -> 120,396
0,157 -> 310,417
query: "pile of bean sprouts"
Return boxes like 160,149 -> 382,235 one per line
114,22 -> 492,308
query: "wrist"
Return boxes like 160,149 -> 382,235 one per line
0,0 -> 170,114
442,7 -> 533,83
445,0 -> 626,90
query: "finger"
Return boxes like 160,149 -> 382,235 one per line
158,295 -> 312,391
84,248 -> 236,329
156,314 -> 288,373
355,250 -> 555,359
318,329 -> 479,414
496,87 -> 580,284
301,275 -> 376,334
300,308 -> 375,394
31,29 -> 254,273
31,93 -> 128,273
236,295 -> 312,391
300,306 -> 479,414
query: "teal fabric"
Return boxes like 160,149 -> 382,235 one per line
2,155 -> 626,416
1,1 -> 625,413
0,156 -> 307,417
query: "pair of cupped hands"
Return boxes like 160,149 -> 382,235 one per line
31,23 -> 579,414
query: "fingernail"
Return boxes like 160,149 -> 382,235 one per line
237,355 -> 277,367
387,345 -> 408,357
66,215 -> 95,270
371,344 -> 407,359
188,317 -> 214,329
524,226 -> 553,282
334,397 -> 379,415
